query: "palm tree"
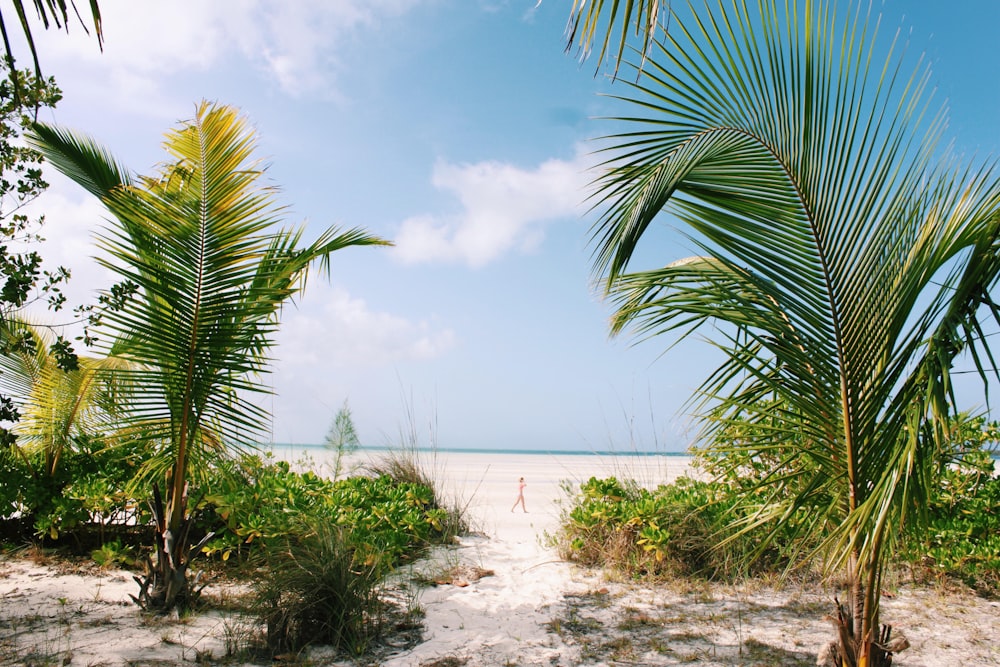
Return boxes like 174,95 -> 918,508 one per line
588,1 -> 1000,665
0,317 -> 125,531
0,319 -> 121,475
29,101 -> 389,611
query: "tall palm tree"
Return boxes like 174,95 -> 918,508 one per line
588,1 -> 1000,665
29,101 -> 389,611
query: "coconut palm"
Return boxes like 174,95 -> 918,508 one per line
588,1 -> 1000,665
0,319 -> 122,475
28,101 -> 389,611
0,317 -> 126,528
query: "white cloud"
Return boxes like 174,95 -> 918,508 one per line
33,0 -> 426,103
278,285 -> 456,369
392,148 -> 595,267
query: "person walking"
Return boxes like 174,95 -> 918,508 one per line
511,476 -> 527,513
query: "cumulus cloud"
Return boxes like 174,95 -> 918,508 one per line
278,285 -> 456,369
33,0 -> 425,102
391,148 -> 595,267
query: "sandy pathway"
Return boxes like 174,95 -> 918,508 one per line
382,490 -> 592,666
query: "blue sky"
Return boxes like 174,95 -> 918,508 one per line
20,1 -> 1000,451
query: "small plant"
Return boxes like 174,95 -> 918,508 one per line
90,539 -> 132,569
324,399 -> 361,480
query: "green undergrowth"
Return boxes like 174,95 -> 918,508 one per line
200,452 -> 462,656
897,449 -> 1000,596
201,453 -> 457,571
1,444 -> 464,658
555,458 -> 1000,596
554,475 -> 807,582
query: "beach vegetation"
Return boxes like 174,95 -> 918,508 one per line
198,453 -> 458,657
557,415 -> 999,590
0,441 -> 460,658
587,0 -> 1000,663
556,475 -> 803,580
253,517 -> 383,656
26,100 -> 388,612
89,538 -> 132,568
0,318 -> 134,538
0,422 -> 147,544
200,453 -> 452,571
0,65 -> 76,448
896,418 -> 1000,596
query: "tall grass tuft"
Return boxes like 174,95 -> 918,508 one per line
254,518 -> 384,656
368,394 -> 470,539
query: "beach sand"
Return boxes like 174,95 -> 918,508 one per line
1,450 -> 998,666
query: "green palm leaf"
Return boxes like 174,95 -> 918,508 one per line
566,0 -> 666,76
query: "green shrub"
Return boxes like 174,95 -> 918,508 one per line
898,449 -> 1000,595
195,454 -> 457,657
556,476 -> 758,580
557,450 -> 999,590
254,517 -> 384,656
0,435 -> 146,544
200,453 -> 453,572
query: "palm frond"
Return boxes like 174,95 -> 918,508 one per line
566,0 -> 667,77
0,1 -> 102,102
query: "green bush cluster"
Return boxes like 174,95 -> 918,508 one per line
0,436 -> 147,544
898,450 -> 1000,595
194,453 -> 455,656
1,444 -> 453,575
557,455 -> 1000,593
200,453 -> 451,574
557,475 -> 756,579
557,473 -> 813,581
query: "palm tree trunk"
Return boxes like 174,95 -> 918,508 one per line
132,482 -> 212,613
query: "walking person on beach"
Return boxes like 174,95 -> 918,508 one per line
511,476 -> 527,513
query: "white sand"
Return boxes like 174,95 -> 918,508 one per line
2,450 -> 998,666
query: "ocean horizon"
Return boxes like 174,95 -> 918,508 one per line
259,443 -> 1000,461
263,443 -> 692,457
